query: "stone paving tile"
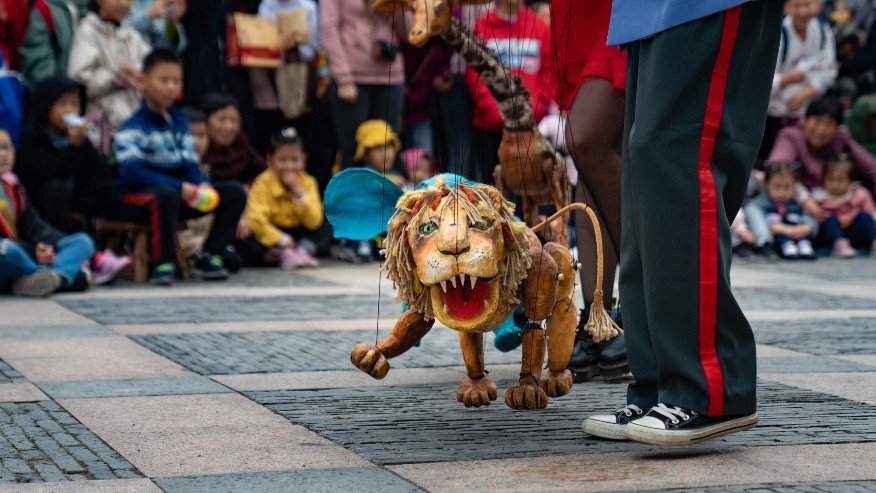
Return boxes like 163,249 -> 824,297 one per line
0,479 -> 161,492
38,377 -> 232,400
656,480 -> 876,492
0,401 -> 141,483
0,300 -> 97,327
131,328 -> 521,375
0,383 -> 48,403
747,257 -> 876,282
154,468 -> 425,493
735,287 -> 875,311
752,318 -> 876,355
0,360 -> 24,385
59,294 -> 398,324
757,356 -> 876,373
0,326 -> 113,339
760,372 -> 876,405
247,380 -> 876,466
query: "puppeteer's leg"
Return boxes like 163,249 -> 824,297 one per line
351,309 -> 434,379
456,332 -> 499,407
505,248 -> 558,410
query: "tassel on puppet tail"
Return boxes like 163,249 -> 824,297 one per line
581,206 -> 621,342
532,204 -> 621,343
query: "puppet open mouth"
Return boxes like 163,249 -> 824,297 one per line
430,274 -> 499,329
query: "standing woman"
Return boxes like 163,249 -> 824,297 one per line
320,0 -> 406,169
551,0 -> 627,381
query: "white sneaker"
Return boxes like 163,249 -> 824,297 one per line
582,404 -> 644,440
797,240 -> 815,260
625,403 -> 758,446
781,241 -> 799,259
12,271 -> 63,297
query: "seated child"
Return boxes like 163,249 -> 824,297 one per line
811,155 -> 876,257
241,127 -> 330,269
67,0 -> 151,133
112,48 -> 246,284
401,148 -> 439,189
752,161 -> 818,260
14,75 -> 131,284
175,107 -> 217,260
0,127 -> 94,296
356,120 -> 407,189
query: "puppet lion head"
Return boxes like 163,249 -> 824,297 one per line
383,179 -> 532,332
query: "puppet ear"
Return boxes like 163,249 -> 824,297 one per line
372,0 -> 413,13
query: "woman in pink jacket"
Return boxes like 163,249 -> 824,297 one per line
320,0 -> 406,169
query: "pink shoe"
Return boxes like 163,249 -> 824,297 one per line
280,247 -> 306,270
295,246 -> 319,268
93,249 -> 132,285
832,238 -> 857,258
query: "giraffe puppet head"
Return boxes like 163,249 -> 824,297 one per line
372,0 -> 492,47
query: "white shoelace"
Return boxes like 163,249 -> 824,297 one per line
617,404 -> 643,417
651,403 -> 692,424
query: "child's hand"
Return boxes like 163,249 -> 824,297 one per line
35,243 -> 56,265
739,229 -> 755,245
119,65 -> 143,90
781,70 -> 806,88
337,83 -> 358,104
787,86 -> 816,112
804,200 -> 827,223
281,31 -> 299,50
147,0 -> 170,18
432,75 -> 453,93
181,182 -> 197,201
67,121 -> 89,147
788,224 -> 812,240
236,217 -> 251,240
281,171 -> 304,198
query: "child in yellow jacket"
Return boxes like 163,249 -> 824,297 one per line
240,127 -> 331,269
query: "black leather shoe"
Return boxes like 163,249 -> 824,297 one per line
568,307 -> 601,382
598,332 -> 629,378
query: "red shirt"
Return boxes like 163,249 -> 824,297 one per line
465,8 -> 555,132
0,0 -> 29,70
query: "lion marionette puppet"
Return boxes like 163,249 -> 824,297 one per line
349,177 -> 618,410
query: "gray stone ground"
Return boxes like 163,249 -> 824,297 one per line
0,257 -> 874,492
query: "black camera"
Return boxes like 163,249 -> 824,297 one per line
372,40 -> 399,62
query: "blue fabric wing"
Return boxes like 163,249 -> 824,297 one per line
324,168 -> 404,240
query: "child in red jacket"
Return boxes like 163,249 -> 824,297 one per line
466,0 -> 554,183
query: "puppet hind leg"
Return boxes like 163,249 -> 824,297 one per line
351,309 -> 434,379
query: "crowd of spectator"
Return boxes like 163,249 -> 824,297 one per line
1,0 -> 875,296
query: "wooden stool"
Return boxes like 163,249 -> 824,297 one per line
100,220 -> 191,283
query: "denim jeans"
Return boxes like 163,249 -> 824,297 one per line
818,212 -> 876,249
742,201 -> 772,247
0,233 -> 95,289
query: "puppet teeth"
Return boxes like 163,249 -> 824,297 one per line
443,303 -> 449,314
470,275 -> 477,289
449,276 -> 457,289
484,299 -> 489,308
458,273 -> 466,287
440,280 -> 447,293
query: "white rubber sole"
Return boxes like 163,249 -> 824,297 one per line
581,419 -> 628,440
624,413 -> 758,446
12,271 -> 63,297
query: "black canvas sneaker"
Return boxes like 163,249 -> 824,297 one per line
624,403 -> 757,446
581,404 -> 644,440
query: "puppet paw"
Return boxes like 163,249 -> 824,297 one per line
539,369 -> 573,398
351,343 -> 390,379
456,376 -> 498,407
504,381 -> 548,410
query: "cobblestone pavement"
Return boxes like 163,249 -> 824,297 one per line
0,260 -> 874,492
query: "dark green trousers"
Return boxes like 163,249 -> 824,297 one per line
621,1 -> 783,417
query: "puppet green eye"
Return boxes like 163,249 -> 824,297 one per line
419,221 -> 438,235
472,217 -> 492,230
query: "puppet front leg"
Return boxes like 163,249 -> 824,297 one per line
351,309 -> 434,379
456,332 -> 498,407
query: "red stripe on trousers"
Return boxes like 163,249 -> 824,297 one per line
121,193 -> 162,264
699,6 -> 741,416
